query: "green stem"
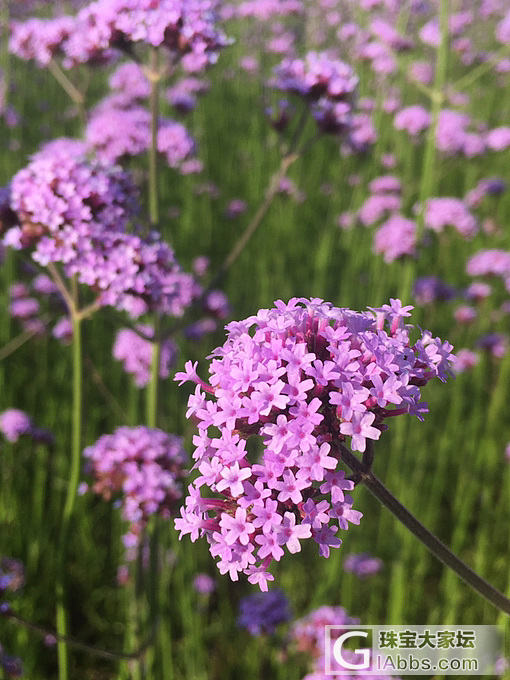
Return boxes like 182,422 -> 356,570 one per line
337,443 -> 510,615
146,336 -> 160,429
206,151 -> 299,294
47,58 -> 86,128
148,47 -> 160,229
453,44 -> 510,92
416,0 -> 449,241
5,608 -> 152,662
56,312 -> 82,680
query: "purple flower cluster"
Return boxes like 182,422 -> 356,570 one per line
413,277 -> 455,306
238,589 -> 291,635
394,105 -> 431,136
374,215 -> 417,263
113,325 -> 178,388
290,605 -> 397,679
0,409 -> 54,446
8,15 -> 76,66
436,110 -> 487,157
451,349 -> 480,374
343,552 -> 383,577
467,250 -> 510,292
85,104 -> 152,164
6,138 -> 137,255
68,230 -> 200,318
0,409 -> 33,443
0,558 -> 24,678
270,51 -> 358,134
10,0 -> 230,72
108,61 -> 150,103
9,282 -> 45,336
174,298 -> 453,589
4,140 -> 206,319
83,426 -> 187,555
424,198 -> 478,239
358,193 -> 401,227
236,0 -> 303,20
85,101 -> 196,169
8,274 -> 69,339
166,76 -> 210,113
193,572 -> 216,594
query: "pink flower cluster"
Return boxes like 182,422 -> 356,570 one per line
83,426 -> 188,556
85,101 -> 196,169
270,51 -> 358,134
174,298 -> 454,589
5,138 -> 137,254
113,325 -> 178,388
10,0 -> 230,72
3,139 -> 204,318
424,197 -> 478,239
467,249 -> 510,292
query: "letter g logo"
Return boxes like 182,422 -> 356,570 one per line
332,631 -> 370,670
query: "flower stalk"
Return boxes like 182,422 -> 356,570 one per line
337,442 -> 510,615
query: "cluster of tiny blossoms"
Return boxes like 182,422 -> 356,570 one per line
85,101 -> 196,169
5,138 -> 136,256
10,0 -> 230,72
2,139 -> 202,318
175,298 -> 454,589
0,558 -> 24,678
82,427 -> 187,556
113,325 -> 178,388
270,51 -> 358,134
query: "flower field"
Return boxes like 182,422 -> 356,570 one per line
0,1 -> 509,678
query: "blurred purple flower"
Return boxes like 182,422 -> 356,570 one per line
83,427 -> 188,559
113,325 -> 178,388
193,573 -> 216,595
0,410 -> 33,443
413,277 -> 455,305
373,215 -> 416,262
238,589 -> 291,635
344,553 -> 383,577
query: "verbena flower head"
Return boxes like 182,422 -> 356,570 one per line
413,277 -> 455,306
3,139 -> 212,319
108,61 -> 150,102
238,589 -> 291,635
67,230 -> 199,318
424,198 -> 478,239
466,249 -> 510,292
113,325 -> 178,387
9,16 -> 76,66
83,427 -> 187,557
174,298 -> 454,589
270,51 -> 358,134
6,138 -> 138,256
373,214 -> 417,262
85,102 -> 196,169
65,0 -> 230,69
394,105 -> 431,136
343,552 -> 383,577
0,409 -> 33,443
193,572 -> 216,594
